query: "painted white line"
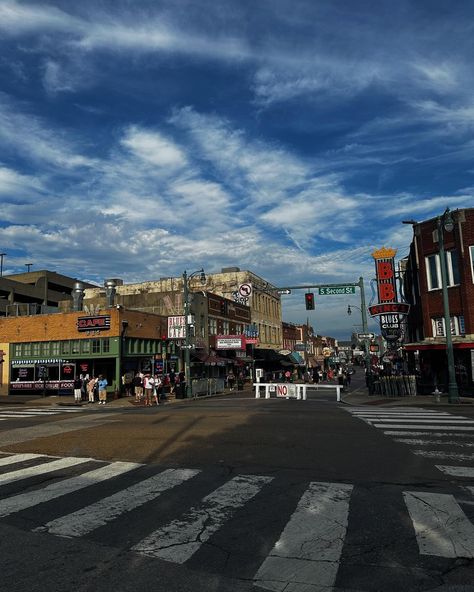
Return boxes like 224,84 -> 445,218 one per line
40,468 -> 200,538
384,431 -> 474,437
404,491 -> 474,558
413,450 -> 474,461
436,466 -> 474,478
0,461 -> 141,517
0,453 -> 45,466
132,474 -> 273,563
253,482 -> 353,591
371,419 -> 474,424
350,412 -> 452,416
0,413 -> 58,417
0,457 -> 92,486
374,424 -> 474,431
393,438 -> 474,448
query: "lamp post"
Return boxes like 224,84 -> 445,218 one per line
437,208 -> 459,404
25,263 -> 33,273
0,253 -> 5,277
183,268 -> 206,398
347,304 -> 371,376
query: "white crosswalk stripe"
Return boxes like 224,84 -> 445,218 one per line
132,474 -> 273,562
0,451 -> 473,589
253,481 -> 353,592
0,407 -> 86,420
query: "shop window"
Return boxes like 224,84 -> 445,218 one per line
32,342 -> 40,356
23,343 -> 32,356
431,316 -> 465,337
102,338 -> 110,353
61,341 -> 70,355
81,340 -> 91,354
14,344 -> 22,357
426,250 -> 460,290
51,342 -> 60,356
92,339 -> 100,354
41,342 -> 50,356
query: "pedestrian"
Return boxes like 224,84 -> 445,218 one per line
143,373 -> 154,407
87,376 -> 97,403
73,376 -> 82,403
97,374 -> 108,405
178,370 -> 186,397
227,369 -> 236,391
132,372 -> 143,403
169,370 -> 176,396
152,374 -> 162,405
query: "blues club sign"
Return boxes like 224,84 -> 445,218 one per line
368,247 -> 409,342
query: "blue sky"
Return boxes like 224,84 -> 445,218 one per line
0,0 -> 473,339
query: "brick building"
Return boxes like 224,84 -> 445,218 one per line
402,207 -> 474,394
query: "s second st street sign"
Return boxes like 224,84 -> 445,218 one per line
318,286 -> 356,295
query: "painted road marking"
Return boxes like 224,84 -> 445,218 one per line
404,491 -> 474,558
0,461 -> 141,517
132,474 -> 273,563
39,468 -> 200,537
253,481 -> 353,591
0,456 -> 93,486
374,424 -> 474,431
0,453 -> 45,466
436,466 -> 474,478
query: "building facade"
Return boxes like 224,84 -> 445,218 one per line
402,208 -> 474,394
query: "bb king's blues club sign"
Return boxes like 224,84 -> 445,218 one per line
368,247 -> 409,342
77,315 -> 111,332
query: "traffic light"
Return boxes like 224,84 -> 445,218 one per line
305,292 -> 315,310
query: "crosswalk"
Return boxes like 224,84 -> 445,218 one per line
345,407 -> 474,485
0,407 -> 86,421
0,451 -> 473,591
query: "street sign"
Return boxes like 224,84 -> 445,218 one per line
276,289 -> 291,295
318,286 -> 356,295
357,332 -> 375,340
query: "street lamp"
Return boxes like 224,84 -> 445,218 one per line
183,268 -> 206,398
437,208 -> 459,403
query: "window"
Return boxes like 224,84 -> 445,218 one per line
222,321 -> 229,335
102,338 -> 110,353
32,342 -> 40,356
51,342 -> 60,356
431,316 -> 465,337
208,318 -> 217,335
14,344 -> 22,357
92,339 -> 101,353
61,341 -> 70,355
41,342 -> 50,356
81,340 -> 90,354
23,343 -> 32,356
71,340 -> 80,354
425,250 -> 460,290
470,246 -> 474,283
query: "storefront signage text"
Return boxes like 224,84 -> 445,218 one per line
77,315 -> 111,332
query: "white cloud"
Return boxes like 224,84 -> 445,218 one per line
121,126 -> 188,169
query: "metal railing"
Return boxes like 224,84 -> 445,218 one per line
190,377 -> 225,397
370,375 -> 417,397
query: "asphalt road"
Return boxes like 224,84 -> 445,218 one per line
0,389 -> 473,592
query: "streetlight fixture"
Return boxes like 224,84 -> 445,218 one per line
183,268 -> 206,398
437,208 -> 459,403
25,263 -> 33,273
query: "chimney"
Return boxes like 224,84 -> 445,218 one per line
72,282 -> 85,311
104,278 -> 118,308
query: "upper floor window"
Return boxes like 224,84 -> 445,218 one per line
425,250 -> 460,290
208,318 -> 217,335
432,315 -> 465,337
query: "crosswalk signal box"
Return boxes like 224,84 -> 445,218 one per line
305,293 -> 315,310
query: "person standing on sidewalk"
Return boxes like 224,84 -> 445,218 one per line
97,375 -> 108,405
87,376 -> 97,403
73,376 -> 82,403
143,373 -> 154,407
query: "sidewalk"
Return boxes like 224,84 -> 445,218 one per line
341,384 -> 474,407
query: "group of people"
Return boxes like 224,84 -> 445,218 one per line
73,374 -> 108,404
125,370 -> 186,406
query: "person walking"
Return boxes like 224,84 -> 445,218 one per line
132,372 -> 143,403
97,374 -> 108,405
73,376 -> 82,403
152,374 -> 162,406
227,369 -> 236,391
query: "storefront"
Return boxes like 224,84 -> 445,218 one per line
0,308 -> 172,396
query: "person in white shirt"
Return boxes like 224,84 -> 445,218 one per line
143,374 -> 155,407
152,374 -> 162,406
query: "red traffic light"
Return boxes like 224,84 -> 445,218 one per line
305,292 -> 315,310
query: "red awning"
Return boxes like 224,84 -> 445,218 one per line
404,341 -> 474,351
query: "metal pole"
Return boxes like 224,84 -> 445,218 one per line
0,253 -> 5,277
358,277 -> 372,391
183,271 -> 191,399
437,215 -> 460,403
